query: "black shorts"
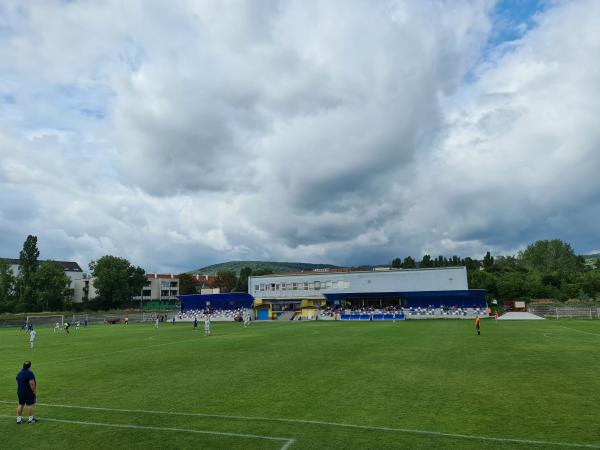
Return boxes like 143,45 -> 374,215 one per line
18,393 -> 36,406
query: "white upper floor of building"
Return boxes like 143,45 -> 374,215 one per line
249,266 -> 469,299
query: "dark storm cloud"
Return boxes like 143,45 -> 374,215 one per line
1,0 -> 598,272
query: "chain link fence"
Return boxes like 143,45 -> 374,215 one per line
0,311 -> 180,328
529,305 -> 600,319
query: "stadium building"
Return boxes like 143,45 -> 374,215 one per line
249,267 -> 485,320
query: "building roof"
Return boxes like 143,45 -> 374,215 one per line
1,258 -> 83,272
146,273 -> 179,279
249,266 -> 467,279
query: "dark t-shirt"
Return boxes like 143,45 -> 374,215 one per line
16,368 -> 35,395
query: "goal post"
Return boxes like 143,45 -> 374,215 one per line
71,313 -> 89,323
26,314 -> 64,328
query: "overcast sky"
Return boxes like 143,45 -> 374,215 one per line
1,0 -> 599,273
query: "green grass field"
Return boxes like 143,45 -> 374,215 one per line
1,319 -> 599,449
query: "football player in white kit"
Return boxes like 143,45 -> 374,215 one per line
204,317 -> 211,336
54,322 -> 60,332
29,329 -> 37,349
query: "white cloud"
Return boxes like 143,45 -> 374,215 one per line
401,0 -> 600,256
1,0 -> 598,272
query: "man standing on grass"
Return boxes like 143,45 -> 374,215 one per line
29,328 -> 37,349
475,315 -> 481,335
193,316 -> 198,330
204,317 -> 211,336
16,361 -> 37,424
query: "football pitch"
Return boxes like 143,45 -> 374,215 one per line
1,319 -> 599,449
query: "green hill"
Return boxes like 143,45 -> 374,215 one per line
190,260 -> 341,275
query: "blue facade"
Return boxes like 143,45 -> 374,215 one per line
178,289 -> 486,312
324,289 -> 486,308
178,293 -> 254,311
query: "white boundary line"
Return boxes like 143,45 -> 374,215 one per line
0,413 -> 294,450
0,336 -> 204,369
0,401 -> 597,448
558,326 -> 600,337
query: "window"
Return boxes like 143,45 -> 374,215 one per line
314,281 -> 321,290
287,283 -> 293,290
275,284 -> 280,291
304,282 -> 309,290
308,282 -> 314,290
292,282 -> 297,290
332,281 -> 338,289
326,281 -> 332,289
282,284 -> 286,291
254,284 -> 259,292
271,284 -> 276,291
260,284 -> 265,291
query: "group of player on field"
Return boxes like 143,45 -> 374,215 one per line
152,310 -> 252,335
20,319 -> 86,349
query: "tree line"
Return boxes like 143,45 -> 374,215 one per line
0,236 -> 72,313
391,240 -> 600,303
0,236 -> 146,313
1,236 -> 599,313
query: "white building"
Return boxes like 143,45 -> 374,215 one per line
249,267 -> 485,319
134,273 -> 179,302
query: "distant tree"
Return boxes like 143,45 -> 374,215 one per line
253,267 -> 274,276
90,256 -> 145,309
577,271 -> 600,298
462,257 -> 480,272
468,270 -> 498,299
403,256 -> 416,269
482,251 -> 494,270
391,258 -> 402,269
492,255 -> 524,273
0,259 -> 16,313
178,273 -> 197,295
17,235 -> 40,311
434,255 -> 447,267
128,265 -> 147,299
35,261 -> 70,311
235,266 -> 253,292
519,239 -> 584,273
450,255 -> 461,266
420,254 -> 433,268
496,272 -> 527,300
215,270 -> 238,293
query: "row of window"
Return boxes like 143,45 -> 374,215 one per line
254,280 -> 351,292
161,289 -> 179,296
